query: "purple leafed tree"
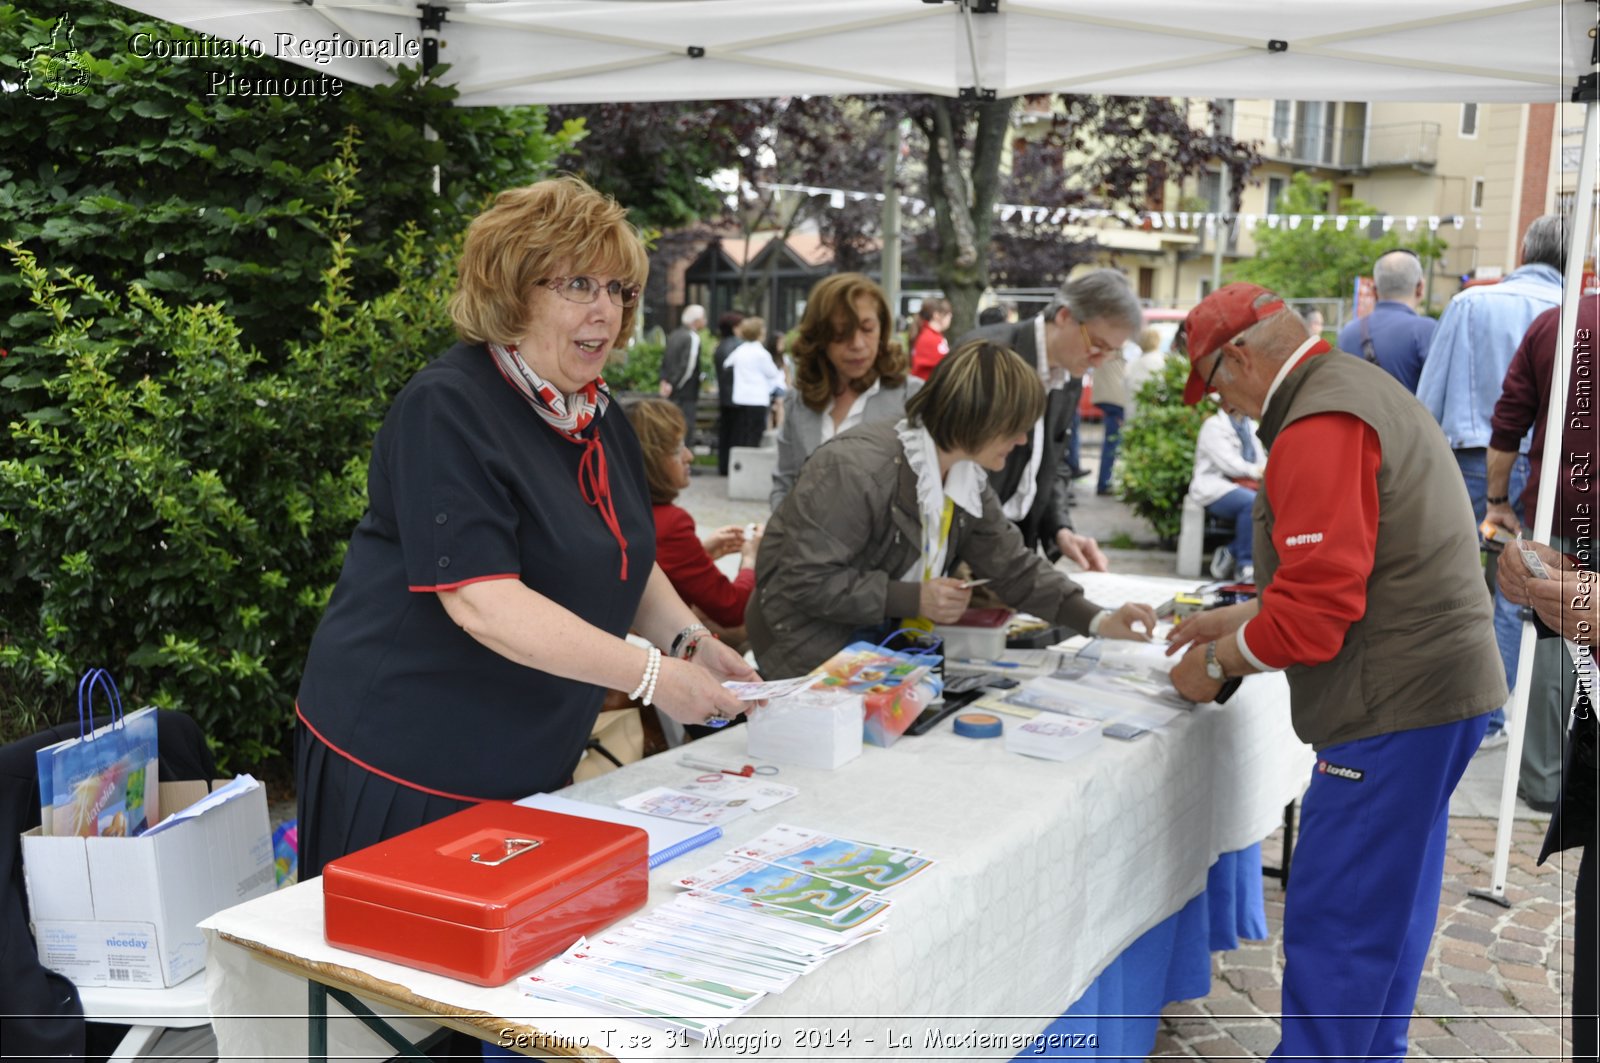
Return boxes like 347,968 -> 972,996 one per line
550,95 -> 1259,334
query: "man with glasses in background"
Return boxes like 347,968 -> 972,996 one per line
954,269 -> 1142,572
1165,282 -> 1503,1063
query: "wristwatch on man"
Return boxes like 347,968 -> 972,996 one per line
1204,641 -> 1226,681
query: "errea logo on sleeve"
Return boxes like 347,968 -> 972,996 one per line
1284,531 -> 1324,548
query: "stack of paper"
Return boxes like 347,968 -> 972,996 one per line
944,648 -> 1064,678
1004,713 -> 1102,762
520,826 -> 926,1041
522,933 -> 770,1039
973,676 -> 1185,734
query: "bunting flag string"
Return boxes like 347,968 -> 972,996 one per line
754,181 -> 1477,234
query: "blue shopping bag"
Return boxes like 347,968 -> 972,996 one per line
35,669 -> 160,837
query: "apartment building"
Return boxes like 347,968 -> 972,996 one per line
1076,97 -> 1588,316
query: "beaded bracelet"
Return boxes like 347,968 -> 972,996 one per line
629,646 -> 661,702
670,623 -> 711,659
642,652 -> 662,707
683,630 -> 721,662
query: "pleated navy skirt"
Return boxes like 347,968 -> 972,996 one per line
294,720 -> 473,880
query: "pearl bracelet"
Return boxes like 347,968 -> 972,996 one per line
642,651 -> 662,707
629,647 -> 661,702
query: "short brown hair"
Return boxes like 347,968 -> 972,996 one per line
905,340 -> 1045,454
623,398 -> 686,504
736,317 -> 766,342
791,273 -> 907,412
450,175 -> 648,348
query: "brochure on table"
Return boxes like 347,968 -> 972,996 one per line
520,825 -> 925,1041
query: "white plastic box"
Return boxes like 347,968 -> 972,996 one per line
23,778 -> 274,987
933,618 -> 1009,660
747,688 -> 863,770
728,445 -> 777,501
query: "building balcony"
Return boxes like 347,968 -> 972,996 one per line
1231,116 -> 1439,171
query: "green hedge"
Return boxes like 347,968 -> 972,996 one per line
1116,357 -> 1213,545
0,139 -> 461,765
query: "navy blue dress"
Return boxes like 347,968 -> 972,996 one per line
295,342 -> 655,877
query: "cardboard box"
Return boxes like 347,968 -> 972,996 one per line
23,778 -> 274,987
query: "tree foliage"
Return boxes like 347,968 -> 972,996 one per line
0,1 -> 577,400
898,94 -> 1258,331
0,137 -> 460,764
1229,172 -> 1447,299
550,94 -> 1254,333
544,99 -> 775,233
1117,356 -> 1214,544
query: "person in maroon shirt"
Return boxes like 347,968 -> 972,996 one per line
1483,293 -> 1599,809
1484,293 -> 1599,546
627,398 -> 761,649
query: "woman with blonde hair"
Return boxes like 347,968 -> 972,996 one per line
294,176 -> 759,877
770,273 -> 920,510
626,398 -> 761,650
747,340 -> 1157,678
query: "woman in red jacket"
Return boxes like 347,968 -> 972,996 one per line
627,398 -> 761,649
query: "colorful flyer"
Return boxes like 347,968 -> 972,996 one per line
674,858 -> 891,929
727,824 -> 933,892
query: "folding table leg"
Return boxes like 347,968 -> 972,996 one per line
1261,800 -> 1297,887
326,986 -> 435,1058
308,982 -> 328,1063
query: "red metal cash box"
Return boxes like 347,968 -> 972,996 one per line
322,802 -> 647,986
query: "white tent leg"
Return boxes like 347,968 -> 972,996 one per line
1473,96 -> 1598,905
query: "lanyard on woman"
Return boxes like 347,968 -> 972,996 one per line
906,496 -> 956,631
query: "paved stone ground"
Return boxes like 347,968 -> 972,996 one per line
1150,811 -> 1577,1061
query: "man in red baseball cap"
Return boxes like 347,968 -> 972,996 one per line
1166,282 -> 1503,1061
1178,282 -> 1286,405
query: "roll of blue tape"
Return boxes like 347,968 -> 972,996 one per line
953,712 -> 1003,739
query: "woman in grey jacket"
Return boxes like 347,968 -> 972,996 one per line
748,341 -> 1157,678
769,273 -> 920,511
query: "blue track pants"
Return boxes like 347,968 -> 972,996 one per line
1272,712 -> 1489,1061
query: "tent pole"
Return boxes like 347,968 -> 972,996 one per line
1473,87 -> 1599,907
421,5 -> 446,197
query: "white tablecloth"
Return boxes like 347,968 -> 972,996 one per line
203,574 -> 1312,1060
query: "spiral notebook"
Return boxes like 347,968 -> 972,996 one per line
515,792 -> 722,869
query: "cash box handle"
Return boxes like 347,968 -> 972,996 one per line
470,837 -> 542,866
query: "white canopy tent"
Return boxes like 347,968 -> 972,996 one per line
113,0 -> 1598,903
116,0 -> 1584,105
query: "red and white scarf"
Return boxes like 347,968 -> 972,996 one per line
487,341 -> 628,580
